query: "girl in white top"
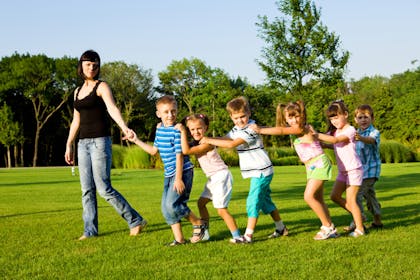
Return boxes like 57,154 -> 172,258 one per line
176,114 -> 245,244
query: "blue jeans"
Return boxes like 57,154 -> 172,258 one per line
78,136 -> 144,237
161,168 -> 194,225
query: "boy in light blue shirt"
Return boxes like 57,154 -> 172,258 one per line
354,104 -> 383,229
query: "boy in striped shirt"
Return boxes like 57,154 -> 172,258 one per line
125,95 -> 205,246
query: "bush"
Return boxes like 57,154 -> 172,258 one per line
112,145 -> 126,168
380,140 -> 415,163
123,146 -> 151,169
218,148 -> 239,166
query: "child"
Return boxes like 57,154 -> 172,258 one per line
251,101 -> 338,240
314,100 -> 365,237
124,95 -> 205,246
200,96 -> 288,243
354,104 -> 383,229
176,113 -> 246,244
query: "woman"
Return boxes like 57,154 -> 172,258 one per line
65,50 -> 146,240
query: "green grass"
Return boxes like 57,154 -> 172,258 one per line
0,163 -> 419,279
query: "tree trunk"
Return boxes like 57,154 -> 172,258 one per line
14,145 -> 18,167
32,126 -> 40,167
7,146 -> 11,168
20,143 -> 24,167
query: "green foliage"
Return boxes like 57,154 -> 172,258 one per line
256,0 -> 349,95
218,148 -> 239,166
380,140 -> 415,163
111,144 -> 126,168
123,146 -> 151,169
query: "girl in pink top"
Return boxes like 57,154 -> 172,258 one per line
315,101 -> 365,237
251,101 -> 337,240
177,114 -> 246,244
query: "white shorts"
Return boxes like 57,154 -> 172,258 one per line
200,169 -> 233,209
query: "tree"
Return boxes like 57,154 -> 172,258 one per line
0,103 -> 23,167
2,54 -> 77,166
257,0 -> 349,96
157,58 -> 239,136
101,62 -> 155,141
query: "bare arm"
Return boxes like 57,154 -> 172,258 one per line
176,123 -> 213,155
317,132 -> 349,144
123,132 -> 158,156
64,109 -> 80,165
98,82 -> 132,137
355,132 -> 376,145
258,125 -> 303,136
173,153 -> 185,194
200,136 -> 246,148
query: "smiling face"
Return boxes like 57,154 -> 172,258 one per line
156,102 -> 177,127
329,112 -> 349,130
229,110 -> 250,129
285,111 -> 301,127
186,119 -> 207,141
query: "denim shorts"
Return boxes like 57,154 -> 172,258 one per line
161,168 -> 194,225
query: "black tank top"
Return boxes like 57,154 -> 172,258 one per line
74,81 -> 111,139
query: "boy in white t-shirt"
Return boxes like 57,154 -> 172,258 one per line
201,96 -> 288,243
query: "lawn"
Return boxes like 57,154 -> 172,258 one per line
0,163 -> 419,279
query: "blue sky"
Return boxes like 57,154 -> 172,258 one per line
1,0 -> 419,85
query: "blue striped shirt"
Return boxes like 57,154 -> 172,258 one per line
153,125 -> 193,177
356,125 -> 381,179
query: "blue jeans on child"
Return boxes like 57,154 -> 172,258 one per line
161,168 -> 194,225
78,136 -> 144,237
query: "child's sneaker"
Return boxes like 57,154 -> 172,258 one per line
349,228 -> 365,237
202,229 -> 210,241
243,234 -> 253,243
229,236 -> 247,244
268,226 -> 289,238
314,224 -> 338,240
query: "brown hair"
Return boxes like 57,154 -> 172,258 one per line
182,113 -> 210,128
77,50 -> 100,80
354,104 -> 374,119
276,101 -> 306,129
226,96 -> 251,115
326,100 -> 349,133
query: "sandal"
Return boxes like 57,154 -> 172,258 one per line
190,224 -> 206,243
313,225 -> 338,240
167,240 -> 186,247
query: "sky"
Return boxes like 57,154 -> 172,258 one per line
1,0 -> 419,85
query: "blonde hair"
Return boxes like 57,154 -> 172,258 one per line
226,96 -> 251,115
156,95 -> 177,108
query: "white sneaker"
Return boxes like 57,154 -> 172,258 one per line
349,229 -> 365,237
243,234 -> 253,243
229,236 -> 247,244
202,229 -> 210,241
314,224 -> 338,240
268,226 -> 289,238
